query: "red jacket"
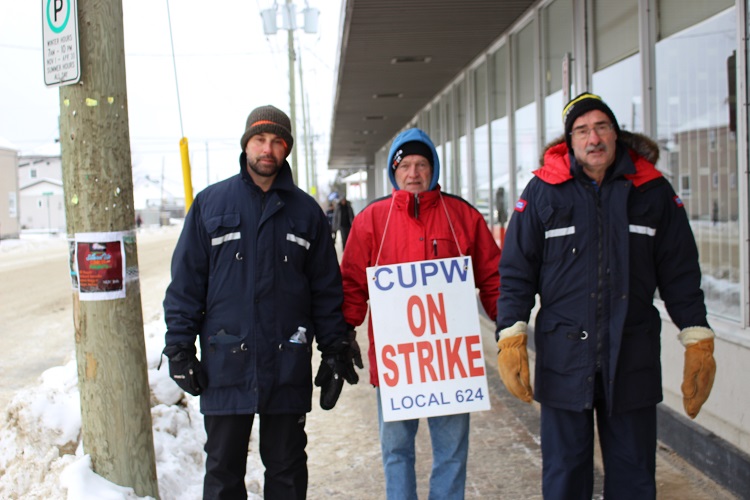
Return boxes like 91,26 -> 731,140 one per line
341,186 -> 501,385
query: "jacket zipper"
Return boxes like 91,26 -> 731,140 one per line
594,184 -> 604,372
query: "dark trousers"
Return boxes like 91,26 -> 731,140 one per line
540,376 -> 656,500
203,413 -> 308,500
340,226 -> 351,249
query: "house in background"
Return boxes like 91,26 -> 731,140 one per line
19,178 -> 65,233
18,143 -> 65,232
0,138 -> 20,239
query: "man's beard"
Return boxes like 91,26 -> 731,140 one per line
247,154 -> 283,178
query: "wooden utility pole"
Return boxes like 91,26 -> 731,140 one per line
287,0 -> 298,182
57,0 -> 158,497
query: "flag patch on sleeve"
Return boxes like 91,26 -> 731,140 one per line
515,199 -> 528,212
673,195 -> 684,208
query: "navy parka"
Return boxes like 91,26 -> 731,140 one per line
164,154 -> 347,415
496,132 -> 709,414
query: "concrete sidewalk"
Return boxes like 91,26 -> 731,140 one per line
304,318 -> 737,499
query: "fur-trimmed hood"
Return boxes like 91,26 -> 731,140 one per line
534,130 -> 662,186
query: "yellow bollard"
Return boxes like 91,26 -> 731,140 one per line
179,137 -> 194,214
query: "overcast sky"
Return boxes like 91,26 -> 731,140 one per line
0,0 -> 342,195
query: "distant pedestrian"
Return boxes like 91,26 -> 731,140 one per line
136,214 -> 143,229
326,202 -> 336,243
333,196 -> 355,249
162,104 -> 360,500
712,200 -> 719,226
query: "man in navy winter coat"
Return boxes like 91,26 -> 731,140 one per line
495,93 -> 716,499
162,105 -> 360,500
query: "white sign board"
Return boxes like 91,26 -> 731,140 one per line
367,256 -> 491,422
42,0 -> 81,87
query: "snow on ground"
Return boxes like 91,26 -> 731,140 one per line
0,230 -> 264,500
0,230 -> 68,253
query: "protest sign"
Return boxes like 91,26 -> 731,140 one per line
367,256 -> 491,421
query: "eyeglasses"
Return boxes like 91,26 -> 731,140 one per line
569,122 -> 614,140
396,159 -> 431,172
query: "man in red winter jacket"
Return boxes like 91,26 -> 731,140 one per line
340,127 -> 500,500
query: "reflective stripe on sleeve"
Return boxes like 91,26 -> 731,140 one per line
544,226 -> 575,239
629,224 -> 656,236
286,233 -> 311,249
211,232 -> 241,246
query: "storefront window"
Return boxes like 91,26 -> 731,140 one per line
542,0 -> 573,143
443,93 -> 454,194
592,54 -> 642,133
513,19 -> 538,194
655,7 -> 739,320
491,44 -> 510,247
457,79 -> 470,200
429,102 -> 444,175
429,104 -> 441,148
593,0 -> 638,71
473,61 -> 490,223
376,149 -> 388,197
592,0 -> 642,132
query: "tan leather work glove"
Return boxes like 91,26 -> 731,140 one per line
496,321 -> 533,403
678,326 -> 716,419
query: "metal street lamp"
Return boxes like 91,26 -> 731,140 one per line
260,1 -> 319,184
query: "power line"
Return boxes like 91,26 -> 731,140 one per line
165,0 -> 185,138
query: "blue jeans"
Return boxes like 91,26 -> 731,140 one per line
377,389 -> 470,500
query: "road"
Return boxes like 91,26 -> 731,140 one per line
0,226 -> 180,410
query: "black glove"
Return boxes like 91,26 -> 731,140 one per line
314,355 -> 345,410
352,327 -> 365,374
162,343 -> 208,396
314,331 -> 362,410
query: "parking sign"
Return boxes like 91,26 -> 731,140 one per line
42,0 -> 81,87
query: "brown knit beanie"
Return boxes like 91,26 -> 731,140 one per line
240,105 -> 294,157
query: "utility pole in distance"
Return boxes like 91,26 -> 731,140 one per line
260,1 -> 319,184
54,0 -> 159,496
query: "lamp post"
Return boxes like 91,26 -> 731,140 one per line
261,1 -> 319,184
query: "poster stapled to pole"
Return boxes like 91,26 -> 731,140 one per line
367,256 -> 491,422
74,231 -> 127,301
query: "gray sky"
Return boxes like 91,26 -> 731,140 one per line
1,0 -> 341,195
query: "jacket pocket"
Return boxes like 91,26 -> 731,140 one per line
539,319 -> 588,374
276,340 -> 312,388
282,217 -> 313,263
280,218 -> 315,295
204,329 -> 248,388
205,213 -> 243,272
627,202 -> 657,239
617,322 -> 659,372
429,233 -> 461,258
614,322 -> 662,410
627,202 -> 657,270
539,204 -> 576,262
205,213 -> 241,242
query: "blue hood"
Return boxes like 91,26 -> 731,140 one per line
387,128 -> 440,191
